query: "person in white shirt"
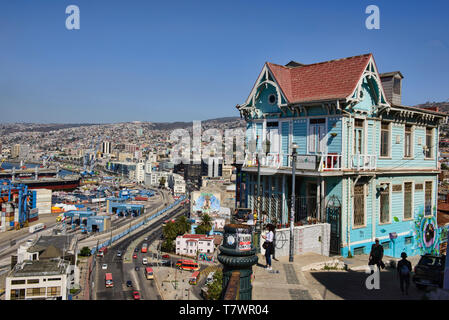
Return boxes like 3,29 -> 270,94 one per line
261,224 -> 275,270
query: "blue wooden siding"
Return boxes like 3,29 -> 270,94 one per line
327,117 -> 342,154
376,124 -> 438,169
292,119 -> 307,155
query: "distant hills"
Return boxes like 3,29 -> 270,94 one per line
0,117 -> 245,134
414,101 -> 449,113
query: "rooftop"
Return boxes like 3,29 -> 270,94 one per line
9,259 -> 69,278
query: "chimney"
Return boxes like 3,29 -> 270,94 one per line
379,71 -> 403,105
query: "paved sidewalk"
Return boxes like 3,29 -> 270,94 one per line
252,253 -> 430,300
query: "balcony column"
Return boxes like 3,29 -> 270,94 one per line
316,179 -> 320,221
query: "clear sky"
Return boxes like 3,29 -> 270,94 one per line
1,0 -> 448,123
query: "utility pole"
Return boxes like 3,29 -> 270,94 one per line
289,144 -> 298,263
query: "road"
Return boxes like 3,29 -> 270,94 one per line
94,204 -> 187,300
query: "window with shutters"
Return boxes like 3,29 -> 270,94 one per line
404,182 -> 413,220
353,184 -> 365,227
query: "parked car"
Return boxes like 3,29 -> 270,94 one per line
134,248 -> 139,253
133,253 -> 137,259
117,251 -> 122,257
133,291 -> 140,300
126,280 -> 132,287
413,254 -> 445,289
135,266 -> 140,271
161,259 -> 170,266
162,254 -> 170,259
102,264 -> 107,270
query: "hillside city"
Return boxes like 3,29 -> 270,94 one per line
1,59 -> 449,302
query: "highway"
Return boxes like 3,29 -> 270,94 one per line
94,204 -> 188,300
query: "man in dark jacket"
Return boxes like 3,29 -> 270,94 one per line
369,239 -> 385,273
397,252 -> 412,295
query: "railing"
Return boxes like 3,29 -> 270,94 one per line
351,154 -> 377,170
223,271 -> 240,300
319,154 -> 342,171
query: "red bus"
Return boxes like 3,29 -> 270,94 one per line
189,271 -> 200,285
145,267 -> 154,280
97,247 -> 107,257
176,259 -> 199,271
141,243 -> 148,253
105,273 -> 113,288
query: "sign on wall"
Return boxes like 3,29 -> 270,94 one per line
294,155 -> 317,170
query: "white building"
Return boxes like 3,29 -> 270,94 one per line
5,258 -> 70,300
175,234 -> 215,257
102,141 -> 111,155
135,161 -> 145,183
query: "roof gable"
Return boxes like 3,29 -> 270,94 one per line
266,54 -> 372,104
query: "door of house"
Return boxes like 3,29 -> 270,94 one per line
326,196 -> 341,255
308,119 -> 326,154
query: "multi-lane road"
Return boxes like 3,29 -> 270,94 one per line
94,204 -> 188,300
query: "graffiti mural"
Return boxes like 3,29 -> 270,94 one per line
191,192 -> 221,214
413,206 -> 444,256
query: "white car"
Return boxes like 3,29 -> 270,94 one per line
102,264 -> 108,270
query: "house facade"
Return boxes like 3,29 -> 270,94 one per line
175,234 -> 215,257
236,53 -> 447,258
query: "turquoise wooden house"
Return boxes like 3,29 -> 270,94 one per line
236,54 -> 447,258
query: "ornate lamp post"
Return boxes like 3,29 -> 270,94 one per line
289,143 -> 298,263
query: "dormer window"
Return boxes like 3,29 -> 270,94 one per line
268,94 -> 277,105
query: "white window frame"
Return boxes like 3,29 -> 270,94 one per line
403,181 -> 414,221
379,122 -> 392,158
425,128 -> 435,160
352,182 -> 367,229
403,125 -> 414,159
379,182 -> 392,225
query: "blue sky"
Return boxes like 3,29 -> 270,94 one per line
0,0 -> 448,123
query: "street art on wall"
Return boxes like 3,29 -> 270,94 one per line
413,207 -> 444,256
192,192 -> 221,214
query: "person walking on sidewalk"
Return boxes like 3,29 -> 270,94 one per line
397,252 -> 412,295
262,224 -> 275,270
368,238 -> 385,273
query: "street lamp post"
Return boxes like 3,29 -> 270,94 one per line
289,144 -> 298,263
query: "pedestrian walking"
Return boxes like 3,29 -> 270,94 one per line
368,238 -> 385,273
261,223 -> 275,270
397,252 -> 412,295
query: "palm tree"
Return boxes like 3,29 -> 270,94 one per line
199,213 -> 213,234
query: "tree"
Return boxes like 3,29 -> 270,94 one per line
206,269 -> 223,300
159,176 -> 166,188
79,246 -> 91,257
442,163 -> 449,170
195,213 -> 213,235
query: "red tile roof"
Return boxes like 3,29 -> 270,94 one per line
180,234 -> 214,240
267,53 -> 372,104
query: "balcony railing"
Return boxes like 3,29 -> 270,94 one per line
351,154 -> 377,170
244,152 -> 377,171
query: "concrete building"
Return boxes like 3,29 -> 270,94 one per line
102,141 -> 111,155
5,258 -> 71,300
175,234 -> 215,257
11,144 -> 30,159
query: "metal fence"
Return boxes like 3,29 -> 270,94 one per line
254,194 -> 320,226
90,196 -> 186,255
